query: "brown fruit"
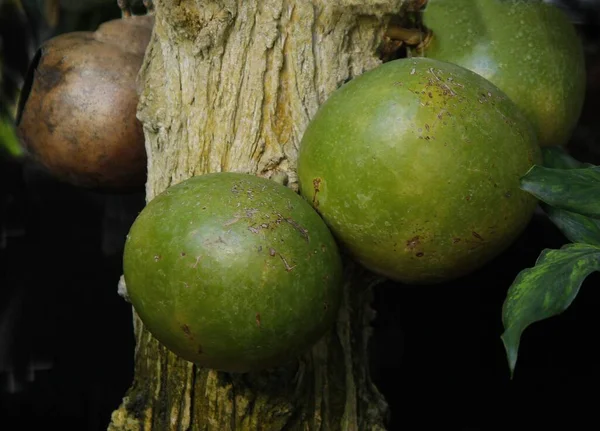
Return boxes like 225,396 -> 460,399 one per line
94,14 -> 154,56
16,15 -> 154,190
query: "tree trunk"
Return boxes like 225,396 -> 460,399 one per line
109,1 -> 411,429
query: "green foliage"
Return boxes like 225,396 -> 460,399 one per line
542,146 -> 593,170
535,147 -> 600,246
501,243 -> 600,377
0,116 -> 24,159
521,165 -> 600,219
501,147 -> 600,376
542,207 -> 600,248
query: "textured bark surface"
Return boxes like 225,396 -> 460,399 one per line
109,1 -> 412,429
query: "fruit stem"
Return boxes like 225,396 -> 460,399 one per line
405,0 -> 429,12
385,25 -> 428,46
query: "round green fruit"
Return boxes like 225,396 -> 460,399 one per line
297,57 -> 541,285
420,0 -> 586,148
123,172 -> 343,373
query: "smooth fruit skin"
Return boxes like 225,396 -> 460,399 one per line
123,173 -> 343,373
297,57 -> 541,285
421,0 -> 586,148
17,33 -> 146,189
16,16 -> 154,190
94,14 -> 154,56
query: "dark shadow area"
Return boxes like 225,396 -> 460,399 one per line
371,212 -> 600,429
0,159 -> 145,430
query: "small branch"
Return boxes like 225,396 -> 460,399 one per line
386,26 -> 426,45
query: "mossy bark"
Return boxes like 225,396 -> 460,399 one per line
109,1 -> 413,429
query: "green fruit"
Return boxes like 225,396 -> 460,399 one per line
297,57 -> 541,285
123,172 -> 343,373
420,0 -> 586,148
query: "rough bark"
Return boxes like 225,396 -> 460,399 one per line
109,1 -> 412,429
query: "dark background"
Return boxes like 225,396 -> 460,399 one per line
1,1 -> 600,430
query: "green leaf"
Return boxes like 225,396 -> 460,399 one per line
520,165 -> 600,219
0,115 -> 24,159
501,243 -> 600,376
534,148 -> 600,245
543,205 -> 600,247
541,146 -> 593,169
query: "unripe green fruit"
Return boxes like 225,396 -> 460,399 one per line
420,0 -> 586,148
123,172 -> 344,372
297,57 -> 541,285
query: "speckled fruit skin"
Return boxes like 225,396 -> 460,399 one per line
297,57 -> 541,285
421,0 -> 586,148
123,173 -> 343,373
